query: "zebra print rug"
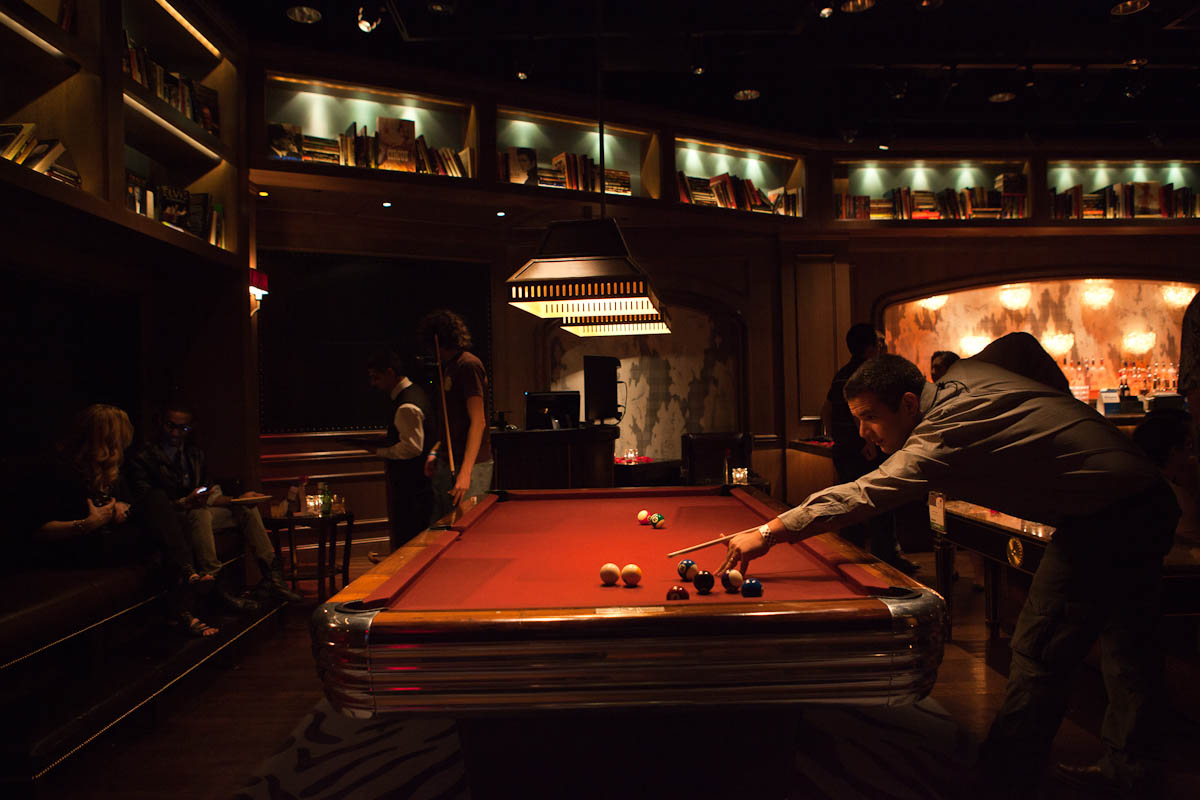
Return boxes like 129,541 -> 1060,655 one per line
233,698 -> 973,800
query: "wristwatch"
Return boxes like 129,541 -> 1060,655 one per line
758,523 -> 774,549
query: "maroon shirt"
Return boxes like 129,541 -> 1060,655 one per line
438,351 -> 492,467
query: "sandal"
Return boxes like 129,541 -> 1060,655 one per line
186,571 -> 215,583
173,613 -> 219,637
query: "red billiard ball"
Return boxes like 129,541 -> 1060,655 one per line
666,585 -> 690,601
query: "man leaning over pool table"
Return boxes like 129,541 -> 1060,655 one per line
717,333 -> 1178,798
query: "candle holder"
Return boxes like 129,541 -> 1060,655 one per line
731,467 -> 749,485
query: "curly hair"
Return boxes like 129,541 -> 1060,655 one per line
62,404 -> 134,493
418,309 -> 472,350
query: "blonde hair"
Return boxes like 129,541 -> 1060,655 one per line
63,404 -> 134,492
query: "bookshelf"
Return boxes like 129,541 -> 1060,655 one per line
1047,160 -> 1200,220
121,0 -> 241,254
833,159 -> 1031,221
496,107 -> 656,198
674,136 -> 803,217
264,73 -> 477,179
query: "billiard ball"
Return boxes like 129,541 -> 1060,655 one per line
637,509 -> 650,525
652,516 -> 667,529
648,513 -> 664,528
740,577 -> 763,597
620,563 -> 642,587
600,562 -> 621,585
666,585 -> 690,601
693,570 -> 715,594
721,569 -> 744,593
676,559 -> 699,581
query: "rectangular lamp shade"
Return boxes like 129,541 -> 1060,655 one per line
560,311 -> 671,338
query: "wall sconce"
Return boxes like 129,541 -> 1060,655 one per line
1040,331 -> 1075,357
1161,284 -> 1198,309
1081,279 -> 1115,310
959,335 -> 991,357
1122,330 -> 1156,355
998,284 -> 1031,310
917,295 -> 949,311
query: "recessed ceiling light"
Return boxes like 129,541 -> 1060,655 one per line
733,88 -> 761,101
878,142 -> 890,150
428,1 -> 454,14
516,70 -> 529,81
382,201 -> 392,208
989,91 -> 1017,103
286,5 -> 322,24
840,0 -> 876,12
818,6 -> 834,17
1110,0 -> 1150,15
257,190 -> 269,197
1125,57 -> 1149,66
691,65 -> 705,76
916,0 -> 943,7
496,211 -> 506,217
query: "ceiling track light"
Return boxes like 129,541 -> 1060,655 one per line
358,5 -> 382,32
916,0 -> 943,8
818,5 -> 834,18
733,88 -> 761,101
839,0 -> 876,12
427,1 -> 455,14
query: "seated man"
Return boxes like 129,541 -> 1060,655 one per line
128,403 -> 300,605
1133,409 -> 1198,543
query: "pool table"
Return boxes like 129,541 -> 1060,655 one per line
311,486 -> 946,718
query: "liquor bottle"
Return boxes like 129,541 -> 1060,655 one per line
319,481 -> 332,516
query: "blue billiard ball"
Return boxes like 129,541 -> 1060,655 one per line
693,570 -> 715,594
740,578 -> 763,598
677,559 -> 699,581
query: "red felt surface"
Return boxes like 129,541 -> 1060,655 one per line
384,490 -> 889,611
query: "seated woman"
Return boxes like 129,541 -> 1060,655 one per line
32,404 -> 220,637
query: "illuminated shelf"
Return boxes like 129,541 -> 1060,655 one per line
834,159 -> 1031,221
265,72 -> 476,177
497,107 -> 658,198
1047,159 -> 1200,220
674,136 -> 804,217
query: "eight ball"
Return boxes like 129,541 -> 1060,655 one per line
692,570 -> 715,594
740,577 -> 764,597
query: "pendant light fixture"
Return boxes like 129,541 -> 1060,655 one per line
505,0 -> 669,338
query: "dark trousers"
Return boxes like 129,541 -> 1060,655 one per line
385,460 -> 433,551
833,449 -> 902,561
980,481 -> 1179,792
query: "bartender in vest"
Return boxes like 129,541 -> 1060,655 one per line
366,351 -> 434,561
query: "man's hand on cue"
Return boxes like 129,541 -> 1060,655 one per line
715,526 -> 770,577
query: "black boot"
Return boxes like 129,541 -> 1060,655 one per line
258,557 -> 302,602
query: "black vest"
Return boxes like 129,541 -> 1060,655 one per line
386,381 -> 433,474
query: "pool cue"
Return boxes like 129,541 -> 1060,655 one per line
666,533 -> 739,559
432,334 -> 457,477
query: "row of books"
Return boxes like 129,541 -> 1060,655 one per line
498,147 -> 632,195
268,118 -> 473,178
122,31 -> 221,137
0,122 -> 80,188
835,174 -> 1029,220
1049,181 -> 1200,219
677,171 -> 801,216
125,171 -> 225,247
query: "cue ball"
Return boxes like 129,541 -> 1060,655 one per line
676,559 -> 699,581
693,570 -> 715,594
600,562 -> 621,585
721,569 -> 744,593
740,577 -> 764,597
666,585 -> 690,601
637,509 -> 650,524
621,563 -> 643,587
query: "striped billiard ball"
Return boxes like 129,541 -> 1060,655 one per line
677,559 -> 699,581
721,569 -> 744,593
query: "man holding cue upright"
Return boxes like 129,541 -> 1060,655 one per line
714,333 -> 1177,797
418,309 -> 493,522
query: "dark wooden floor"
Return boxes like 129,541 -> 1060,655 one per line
39,545 -> 1200,799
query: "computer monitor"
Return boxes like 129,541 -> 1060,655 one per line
583,355 -> 620,424
525,391 -> 580,430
